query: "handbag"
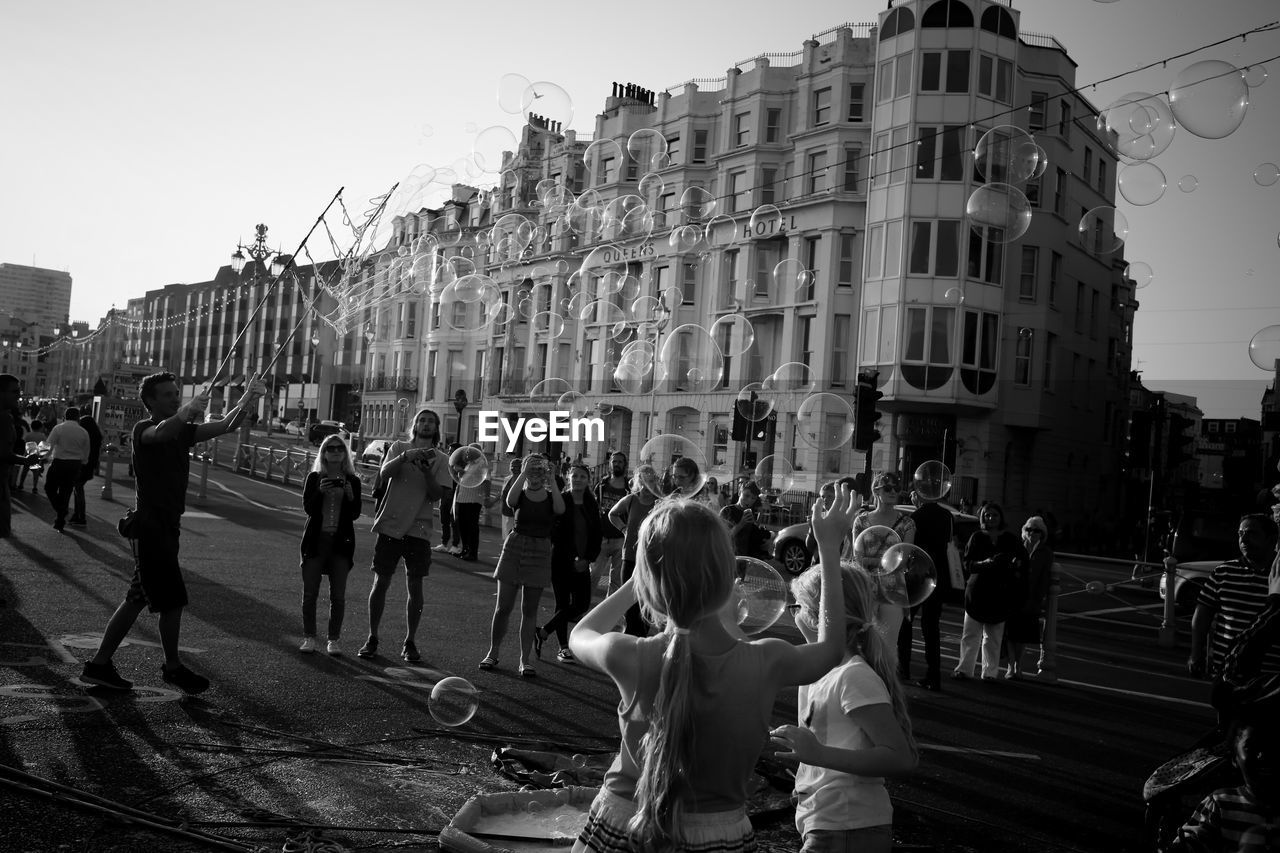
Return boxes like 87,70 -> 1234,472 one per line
118,507 -> 141,540
946,541 -> 965,589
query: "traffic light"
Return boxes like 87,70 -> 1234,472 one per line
1167,413 -> 1195,468
854,370 -> 883,452
731,406 -> 748,441
1126,410 -> 1152,468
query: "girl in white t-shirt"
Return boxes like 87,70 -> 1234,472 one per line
771,563 -> 919,853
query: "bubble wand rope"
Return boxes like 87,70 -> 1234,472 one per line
205,185 -> 344,393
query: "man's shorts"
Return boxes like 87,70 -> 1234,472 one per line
371,533 -> 432,579
126,519 -> 188,613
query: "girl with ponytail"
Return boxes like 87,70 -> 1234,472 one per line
570,487 -> 860,853
771,562 -> 920,853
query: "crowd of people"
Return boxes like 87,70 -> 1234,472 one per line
3,373 -> 1278,850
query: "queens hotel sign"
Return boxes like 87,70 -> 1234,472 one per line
597,213 -> 811,264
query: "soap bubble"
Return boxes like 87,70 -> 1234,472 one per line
1077,207 -> 1128,255
429,676 -> 479,726
749,204 -> 783,236
944,286 -> 965,304
795,393 -> 856,451
679,186 -> 717,221
1254,163 -> 1280,187
1178,174 -> 1198,193
613,361 -> 646,394
763,362 -> 817,396
1249,325 -> 1280,370
1168,60 -> 1249,140
397,397 -> 410,413
532,311 -> 566,339
851,525 -> 902,571
530,378 -> 573,401
913,461 -> 952,501
1243,64 -> 1268,88
497,73 -> 533,113
520,81 -> 573,128
735,382 -> 774,422
773,258 -> 811,294
556,390 -> 591,419
639,434 -> 707,498
1100,92 -> 1175,161
1125,261 -> 1154,289
709,314 -> 756,357
448,446 -> 491,488
626,128 -> 668,165
471,125 -> 519,173
973,125 -> 1041,185
658,324 -> 723,393
754,454 -> 794,493
1117,162 -> 1167,206
965,183 -> 1032,242
734,558 -> 789,635
637,171 -> 665,199
584,138 -> 625,184
875,544 -> 937,607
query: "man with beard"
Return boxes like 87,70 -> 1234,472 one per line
1188,513 -> 1280,679
591,452 -> 629,596
358,407 -> 448,663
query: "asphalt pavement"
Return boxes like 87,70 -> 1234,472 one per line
0,464 -> 1220,852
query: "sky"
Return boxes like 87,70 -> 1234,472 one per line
2,0 -> 1278,418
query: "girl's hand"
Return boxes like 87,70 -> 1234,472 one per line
811,484 -> 858,548
769,724 -> 823,766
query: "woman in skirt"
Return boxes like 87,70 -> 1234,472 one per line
480,452 -> 564,677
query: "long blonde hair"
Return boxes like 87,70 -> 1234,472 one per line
791,562 -> 918,762
629,499 -> 735,851
312,434 -> 356,478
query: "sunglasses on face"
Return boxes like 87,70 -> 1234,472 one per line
324,447 -> 345,454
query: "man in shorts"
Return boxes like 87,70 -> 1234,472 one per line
357,407 -> 447,663
80,371 -> 265,693
592,452 -> 629,595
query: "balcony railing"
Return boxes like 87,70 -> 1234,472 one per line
362,373 -> 419,392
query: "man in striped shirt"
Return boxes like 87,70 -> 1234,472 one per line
1188,514 -> 1280,679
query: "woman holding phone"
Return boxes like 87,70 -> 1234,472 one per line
299,434 -> 362,655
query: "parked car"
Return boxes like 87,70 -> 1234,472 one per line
771,503 -> 980,576
359,439 -> 392,467
1134,510 -> 1239,588
1159,560 -> 1216,614
309,420 -> 350,446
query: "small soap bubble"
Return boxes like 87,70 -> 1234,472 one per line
448,446 -> 491,488
912,461 -> 952,501
1243,64 -> 1268,88
428,676 -> 480,726
965,183 -> 1032,242
734,558 -> 789,635
1178,174 -> 1198,193
795,393 -> 855,451
851,526 -> 902,572
1117,162 -> 1167,206
876,544 -> 937,607
1125,261 -> 1153,289
1248,325 -> 1280,370
1077,207 -> 1128,255
1253,163 -> 1279,187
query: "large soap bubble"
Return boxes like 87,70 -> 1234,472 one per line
913,460 -> 952,502
1125,261 -> 1154,289
795,393 -> 856,451
736,382 -> 774,422
1077,207 -> 1128,255
626,128 -> 668,165
973,125 -> 1042,185
658,324 -> 724,393
875,544 -> 937,607
471,125 -> 519,174
679,186 -> 717,221
966,183 -> 1032,243
709,314 -> 756,358
1168,60 -> 1249,140
754,454 -> 795,494
1100,92 -> 1176,161
851,525 -> 901,571
1249,325 -> 1280,370
429,676 -> 480,726
733,558 -> 789,635
520,80 -> 574,128
1117,162 -> 1167,206
448,446 -> 491,488
639,433 -> 708,499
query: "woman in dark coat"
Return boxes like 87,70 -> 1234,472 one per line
299,434 -> 362,656
1006,515 -> 1055,678
537,463 -> 602,663
70,413 -> 103,525
954,502 -> 1027,681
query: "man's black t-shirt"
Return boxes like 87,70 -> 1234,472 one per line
132,418 -> 197,518
596,478 -> 630,539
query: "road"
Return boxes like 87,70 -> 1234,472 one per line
0,460 -> 1220,852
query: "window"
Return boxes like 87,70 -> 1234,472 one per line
1025,176 -> 1042,207
426,350 -> 438,400
832,315 -> 850,385
798,316 -> 814,368
723,249 -> 740,308
760,166 -> 777,205
813,87 -> 832,126
877,55 -> 912,102
880,6 -> 915,38
884,220 -> 902,278
1090,289 -> 1100,339
842,147 -> 861,192
921,50 -> 970,93
1059,101 -> 1072,141
838,234 -> 856,286
847,84 -> 865,122
728,170 -> 748,213
1014,333 -> 1033,386
904,306 -> 956,365
890,126 -> 909,185
977,54 -> 1013,102
1083,148 -> 1093,185
1074,282 -> 1087,334
681,263 -> 697,306
894,54 -> 914,98
1097,160 -> 1107,195
1029,92 -> 1048,131
666,134 -> 681,163
866,224 -> 884,279
734,113 -> 751,147
755,243 -> 780,300
908,220 -> 961,276
658,192 -> 675,228
804,236 -> 820,299
1054,168 -> 1067,216
859,306 -> 900,365
922,0 -> 974,28
766,108 -> 782,142
967,228 -> 1004,283
981,5 -> 1017,37
960,311 -> 999,373
872,132 -> 890,188
915,125 -> 966,181
877,59 -> 894,103
693,129 -> 709,163
807,149 -> 829,194
1019,247 -> 1038,301
1049,252 -> 1062,307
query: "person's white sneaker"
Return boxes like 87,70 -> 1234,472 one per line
299,637 -> 317,654
432,543 -> 449,552
326,640 -> 342,656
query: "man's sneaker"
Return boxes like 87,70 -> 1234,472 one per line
401,641 -> 421,663
161,664 -> 210,695
69,517 -> 87,526
52,517 -> 65,532
299,636 -> 317,654
432,543 -> 450,552
557,649 -> 576,664
448,545 -> 464,556
357,637 -> 378,658
81,661 -> 133,691
326,640 -> 342,656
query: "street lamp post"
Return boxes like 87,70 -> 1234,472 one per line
230,224 -> 286,434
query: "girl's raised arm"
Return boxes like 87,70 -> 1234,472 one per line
570,578 -> 639,681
